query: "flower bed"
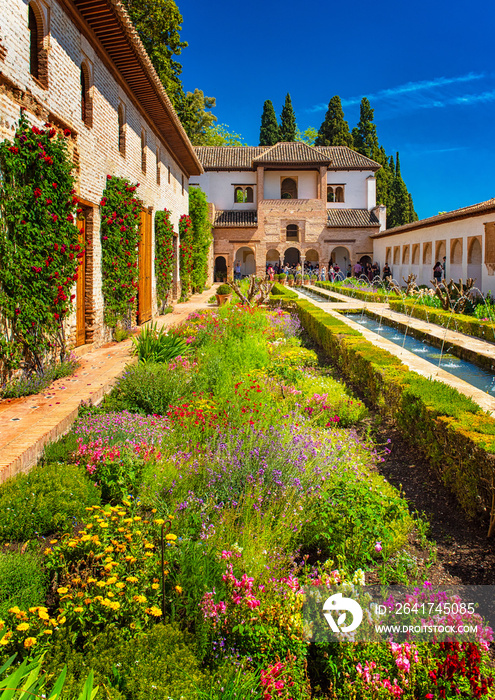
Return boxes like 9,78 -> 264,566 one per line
0,303 -> 493,698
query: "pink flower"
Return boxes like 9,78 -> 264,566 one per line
375,542 -> 382,553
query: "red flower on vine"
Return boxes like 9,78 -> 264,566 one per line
34,188 -> 42,198
63,129 -> 71,137
8,146 -> 19,154
52,183 -> 58,189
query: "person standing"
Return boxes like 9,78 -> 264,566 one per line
234,260 -> 241,280
353,261 -> 362,277
433,261 -> 443,284
382,262 -> 391,280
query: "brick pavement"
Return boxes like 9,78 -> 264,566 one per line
0,286 -> 217,483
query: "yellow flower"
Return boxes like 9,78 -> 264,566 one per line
133,595 -> 147,604
175,585 -> 183,594
0,621 -> 4,631
146,606 -> 162,617
50,539 -> 58,544
107,592 -> 115,598
87,577 -> 97,583
151,583 -> 159,590
57,587 -> 68,594
144,543 -> 154,549
122,499 -> 131,506
166,533 -> 177,541
38,610 -> 49,620
43,629 -> 53,635
106,577 -> 117,585
84,599 -> 92,605
44,548 -> 52,555
99,523 -> 109,529
133,517 -> 142,522
108,601 -> 120,611
117,527 -> 125,532
152,508 -> 157,513
16,623 -> 30,631
154,518 -> 165,525
68,541 -> 77,548
97,581 -> 106,588
116,582 -> 125,589
57,616 -> 66,625
105,546 -> 114,553
0,632 -> 12,645
74,607 -> 84,613
144,552 -> 153,557
126,576 -> 138,583
81,535 -> 91,542
8,607 -> 20,615
86,524 -> 94,530
24,637 -> 37,648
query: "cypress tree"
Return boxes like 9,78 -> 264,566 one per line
279,93 -> 297,142
315,96 -> 353,147
259,100 -> 280,146
388,152 -> 410,228
374,146 -> 392,207
408,193 -> 419,222
353,97 -> 379,159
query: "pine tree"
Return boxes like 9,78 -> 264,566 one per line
388,152 -> 410,228
353,98 -> 379,159
279,93 -> 297,142
315,96 -> 353,147
259,100 -> 280,146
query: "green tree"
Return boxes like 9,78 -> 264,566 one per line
279,94 -> 297,142
296,126 -> 318,146
122,0 -> 187,110
353,97 -> 379,159
259,100 -> 280,146
374,146 -> 393,208
315,96 -> 353,147
408,192 -> 419,222
189,187 -> 212,294
388,152 -> 410,228
179,89 -> 217,145
200,124 -> 246,146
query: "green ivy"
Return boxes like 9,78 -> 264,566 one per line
0,113 -> 81,380
100,175 -> 142,328
179,213 -> 193,300
154,209 -> 175,311
189,187 -> 212,294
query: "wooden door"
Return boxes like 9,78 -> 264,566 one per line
76,216 -> 86,346
138,209 -> 152,324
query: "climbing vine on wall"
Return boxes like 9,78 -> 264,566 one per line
155,209 -> 175,312
100,176 -> 142,329
189,186 -> 212,294
0,113 -> 81,380
179,213 -> 193,300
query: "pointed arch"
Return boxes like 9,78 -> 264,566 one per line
28,2 -> 48,87
80,62 -> 93,128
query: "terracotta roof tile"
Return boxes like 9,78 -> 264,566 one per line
316,146 -> 380,170
214,210 -> 258,227
327,209 -> 380,228
252,142 -> 330,164
195,147 -> 266,170
374,197 -> 495,238
194,143 -> 380,171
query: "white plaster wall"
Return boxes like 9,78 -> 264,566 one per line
326,170 -> 374,209
372,212 -> 495,295
264,170 -> 317,200
190,171 -> 257,211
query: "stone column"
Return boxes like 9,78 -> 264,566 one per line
319,166 -> 327,202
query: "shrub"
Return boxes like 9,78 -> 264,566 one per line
216,284 -> 231,295
0,551 -> 47,618
0,463 -> 101,542
1,354 -> 79,398
131,322 -> 189,363
106,360 -> 193,414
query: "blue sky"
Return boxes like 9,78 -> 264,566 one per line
179,0 -> 494,220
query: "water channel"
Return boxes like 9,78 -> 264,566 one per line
294,286 -> 495,396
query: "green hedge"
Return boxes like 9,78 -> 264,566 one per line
389,299 -> 495,342
272,285 -> 495,524
316,281 -> 392,303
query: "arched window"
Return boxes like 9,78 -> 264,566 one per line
118,104 -> 125,156
245,187 -> 253,203
281,178 -> 297,199
286,224 -> 298,241
234,187 -> 244,203
156,146 -> 161,185
335,186 -> 344,203
28,5 -> 39,79
141,130 -> 147,173
327,186 -> 335,203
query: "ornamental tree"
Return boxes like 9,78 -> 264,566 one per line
279,93 -> 297,142
189,187 -> 212,294
315,96 -> 353,147
259,100 -> 280,146
178,214 -> 193,300
155,209 -> 176,312
0,113 -> 81,379
100,175 -> 142,329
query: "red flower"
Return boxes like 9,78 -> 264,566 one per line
31,126 -> 41,135
8,146 -> 19,154
76,208 -> 82,213
46,198 -> 52,205
15,308 -> 20,316
44,156 -> 53,165
33,187 -> 42,198
67,214 -> 74,222
73,273 -> 78,280
49,128 -> 56,138
107,174 -> 112,180
52,182 -> 58,189
64,128 -> 71,136
52,214 -> 58,222
54,313 -> 60,320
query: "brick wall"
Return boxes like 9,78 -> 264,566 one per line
0,0 -> 191,348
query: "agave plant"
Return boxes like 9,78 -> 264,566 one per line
131,323 -> 189,364
0,654 -> 98,699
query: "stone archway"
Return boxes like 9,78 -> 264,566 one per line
266,249 -> 280,266
214,256 -> 227,282
284,247 -> 300,266
235,246 -> 255,277
468,237 -> 482,287
329,246 -> 350,278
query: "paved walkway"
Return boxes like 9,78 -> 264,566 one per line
0,286 -> 218,483
296,285 -> 495,415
